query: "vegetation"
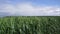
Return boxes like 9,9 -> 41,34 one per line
0,16 -> 60,34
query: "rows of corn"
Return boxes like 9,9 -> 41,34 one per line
0,16 -> 60,34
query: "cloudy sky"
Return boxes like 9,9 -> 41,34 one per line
0,0 -> 60,16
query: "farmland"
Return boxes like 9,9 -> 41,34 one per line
0,16 -> 60,34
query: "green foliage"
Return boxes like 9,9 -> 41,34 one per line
0,16 -> 60,34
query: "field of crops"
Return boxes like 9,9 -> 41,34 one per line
0,16 -> 60,34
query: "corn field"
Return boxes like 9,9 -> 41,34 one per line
0,16 -> 60,34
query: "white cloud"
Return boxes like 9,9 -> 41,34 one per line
0,3 -> 60,16
0,4 -> 16,16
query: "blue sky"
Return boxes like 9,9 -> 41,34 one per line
0,0 -> 60,6
0,0 -> 60,16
